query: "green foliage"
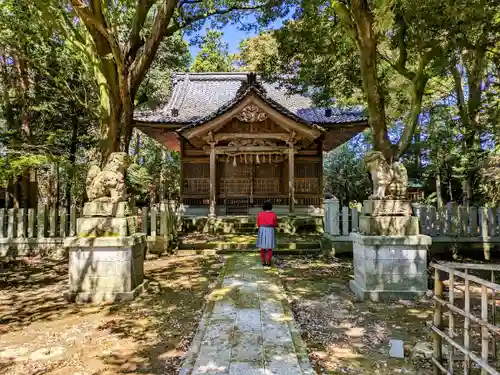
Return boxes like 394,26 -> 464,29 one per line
0,154 -> 49,188
0,0 -> 99,204
136,33 -> 191,110
234,33 -> 280,72
191,30 -> 234,73
127,131 -> 180,205
323,144 -> 371,205
479,149 -> 500,207
126,163 -> 153,201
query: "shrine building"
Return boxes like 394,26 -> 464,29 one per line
134,72 -> 368,217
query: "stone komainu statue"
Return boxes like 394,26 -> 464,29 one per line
363,151 -> 408,200
86,152 -> 129,202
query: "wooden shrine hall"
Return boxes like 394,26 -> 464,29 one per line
134,72 -> 368,216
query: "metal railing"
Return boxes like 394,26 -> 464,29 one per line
431,262 -> 500,374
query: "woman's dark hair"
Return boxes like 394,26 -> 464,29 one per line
263,200 -> 273,211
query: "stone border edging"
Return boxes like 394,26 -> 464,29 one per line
178,256 -> 229,375
271,267 -> 316,375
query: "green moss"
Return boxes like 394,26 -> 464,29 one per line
77,231 -> 121,237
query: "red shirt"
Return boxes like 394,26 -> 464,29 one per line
257,211 -> 277,228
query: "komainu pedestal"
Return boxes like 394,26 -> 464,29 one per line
350,198 -> 431,302
64,234 -> 146,303
349,233 -> 431,301
64,153 -> 147,303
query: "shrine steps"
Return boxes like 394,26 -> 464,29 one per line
181,215 -> 324,235
176,233 -> 324,256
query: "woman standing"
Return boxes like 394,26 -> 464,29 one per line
256,201 -> 277,266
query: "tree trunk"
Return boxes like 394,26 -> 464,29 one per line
436,169 -> 443,210
0,49 -> 14,129
461,177 -> 473,208
452,48 -> 486,206
134,131 -> 141,158
66,118 -> 79,212
396,74 -> 428,159
20,173 -> 29,208
97,66 -> 135,162
448,179 -> 453,202
56,163 -> 60,210
350,0 -> 392,160
4,187 -> 9,209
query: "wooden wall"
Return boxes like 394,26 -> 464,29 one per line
180,119 -> 323,207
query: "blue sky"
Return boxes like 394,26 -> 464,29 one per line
187,24 -> 257,57
187,18 -> 284,59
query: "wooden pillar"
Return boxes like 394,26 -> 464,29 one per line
288,145 -> 295,214
319,142 -> 324,209
209,143 -> 217,217
179,138 -> 185,206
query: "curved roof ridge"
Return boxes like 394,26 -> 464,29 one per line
172,72 -> 258,81
134,72 -> 368,126
176,83 -> 325,133
165,74 -> 190,112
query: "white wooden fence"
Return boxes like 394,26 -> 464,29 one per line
0,202 -> 180,257
324,198 -> 500,239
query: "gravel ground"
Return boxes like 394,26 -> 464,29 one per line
0,254 -> 224,375
275,255 -> 435,375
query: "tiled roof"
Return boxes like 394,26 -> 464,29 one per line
134,72 -> 368,127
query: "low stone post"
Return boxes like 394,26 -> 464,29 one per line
17,208 -> 26,238
37,204 -> 47,238
63,153 -> 147,303
7,208 -> 17,238
27,208 -> 35,238
323,197 -> 340,236
0,208 -> 5,238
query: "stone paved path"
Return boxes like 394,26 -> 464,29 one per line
180,254 -> 315,375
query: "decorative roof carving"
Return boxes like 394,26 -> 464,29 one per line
228,139 -> 277,148
235,104 -> 268,123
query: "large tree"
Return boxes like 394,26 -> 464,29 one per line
0,0 -> 99,207
257,0 -> 500,162
191,30 -> 234,72
38,0 -> 287,161
235,32 -> 279,71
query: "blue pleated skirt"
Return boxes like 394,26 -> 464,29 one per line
256,226 -> 276,249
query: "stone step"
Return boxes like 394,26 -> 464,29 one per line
176,247 -> 322,256
178,241 -> 321,250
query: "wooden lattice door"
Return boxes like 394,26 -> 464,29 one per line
219,161 -> 251,197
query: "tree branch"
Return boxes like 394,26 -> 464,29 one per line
166,3 -> 272,35
130,1 -> 272,94
451,56 -> 469,129
126,0 -> 155,63
70,0 -> 123,65
395,10 -> 408,73
395,73 -> 429,158
378,51 -> 415,80
332,1 -> 356,39
129,0 -> 179,94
